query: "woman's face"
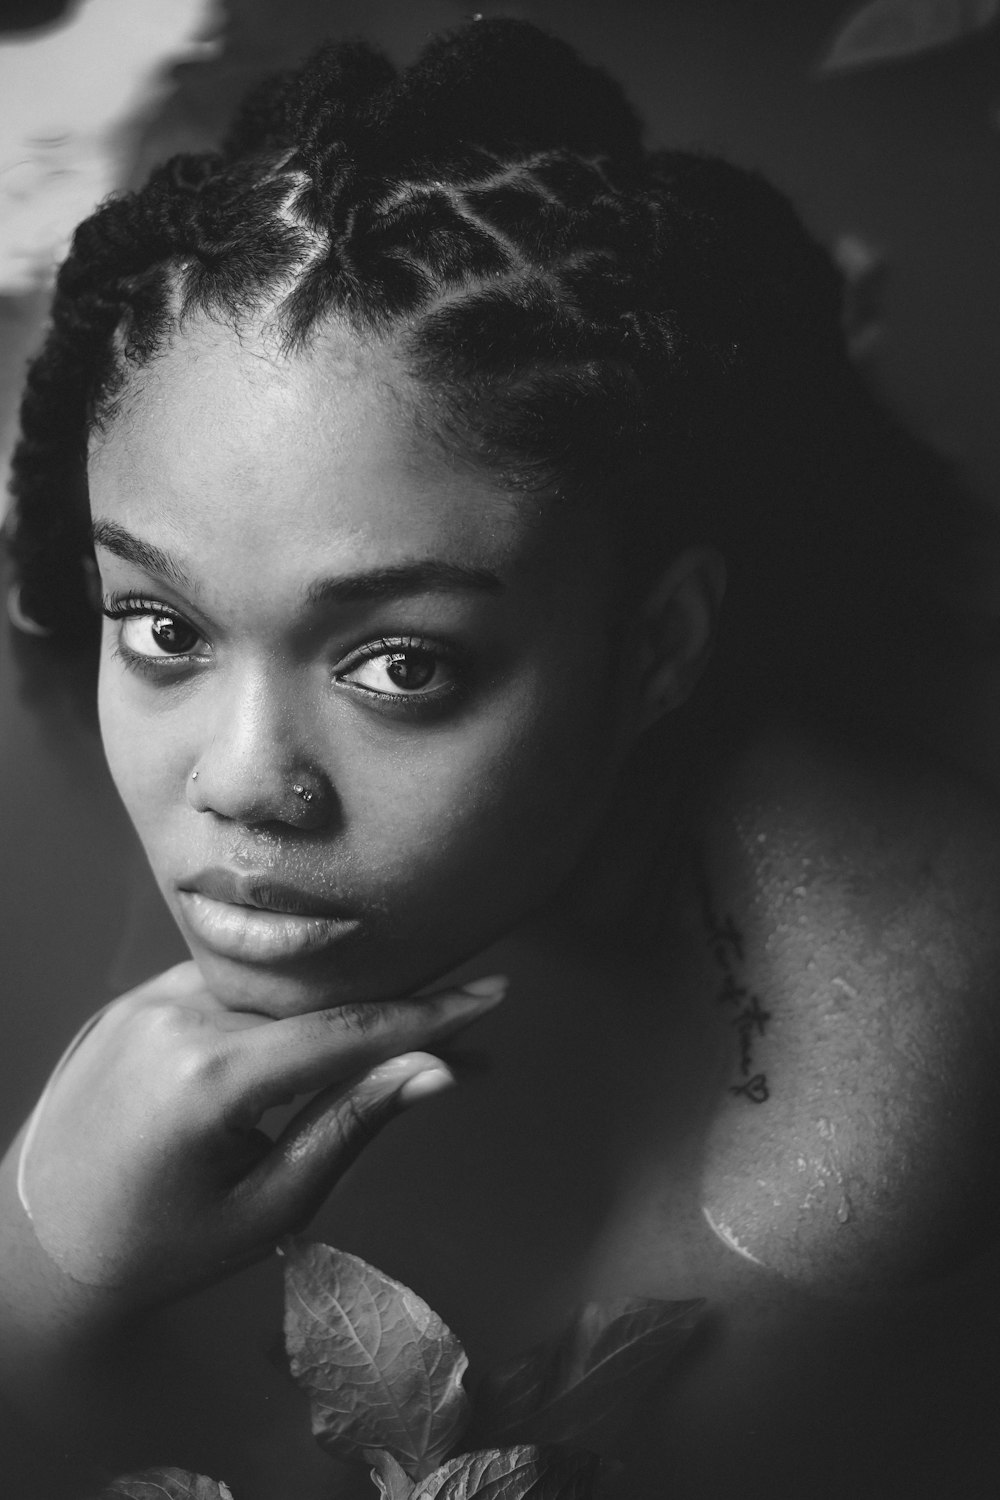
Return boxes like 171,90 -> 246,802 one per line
90,317 -> 638,1015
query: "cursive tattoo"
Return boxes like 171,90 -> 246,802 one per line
700,881 -> 771,1103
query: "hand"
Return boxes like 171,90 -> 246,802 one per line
13,961 -> 505,1314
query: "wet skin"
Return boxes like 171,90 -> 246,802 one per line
89,317 -> 645,1018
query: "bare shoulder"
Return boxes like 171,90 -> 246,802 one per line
711,723 -> 1000,968
696,724 -> 1000,1294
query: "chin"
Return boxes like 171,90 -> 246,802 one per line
186,937 -> 472,1017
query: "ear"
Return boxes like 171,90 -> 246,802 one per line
632,545 -> 726,733
82,555 -> 102,613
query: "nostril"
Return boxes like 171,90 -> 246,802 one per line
284,771 -> 334,830
186,758 -> 335,831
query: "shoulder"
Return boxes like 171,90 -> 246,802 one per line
711,724 -> 1000,970
696,723 -> 1000,1295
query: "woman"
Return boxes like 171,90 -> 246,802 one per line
4,19 -> 1000,1498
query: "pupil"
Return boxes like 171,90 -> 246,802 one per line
387,651 -> 434,690
152,615 -> 193,653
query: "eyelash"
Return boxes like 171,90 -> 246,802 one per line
335,636 -> 465,708
101,594 -> 208,678
100,594 -> 466,707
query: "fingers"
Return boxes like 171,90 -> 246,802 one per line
226,975 -> 507,1115
246,1051 -> 456,1236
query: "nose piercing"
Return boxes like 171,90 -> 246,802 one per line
191,768 -> 323,810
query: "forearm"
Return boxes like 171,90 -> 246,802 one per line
0,1128 -> 135,1483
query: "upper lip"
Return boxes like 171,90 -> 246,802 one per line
182,867 -> 353,918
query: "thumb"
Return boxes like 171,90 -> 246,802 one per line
248,1052 -> 455,1237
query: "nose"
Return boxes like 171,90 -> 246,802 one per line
186,665 -> 336,833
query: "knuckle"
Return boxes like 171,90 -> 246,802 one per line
170,1039 -> 229,1099
337,1090 -> 372,1138
331,1086 -> 392,1152
326,1001 -> 392,1041
132,1005 -> 228,1100
130,1001 -> 192,1050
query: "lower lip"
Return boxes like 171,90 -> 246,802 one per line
178,891 -> 362,964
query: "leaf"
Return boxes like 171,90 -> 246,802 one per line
283,1239 -> 471,1479
471,1297 -> 705,1448
371,1451 -> 418,1500
411,1446 -> 603,1500
821,0 -> 999,71
98,1470 -> 234,1499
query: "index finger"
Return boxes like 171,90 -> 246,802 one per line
222,976 -> 507,1117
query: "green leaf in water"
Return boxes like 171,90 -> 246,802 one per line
821,0 -> 999,71
98,1470 -> 234,1499
471,1296 -> 705,1448
411,1446 -> 603,1499
283,1239 -> 471,1478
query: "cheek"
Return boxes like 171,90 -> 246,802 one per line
98,662 -> 182,847
98,667 -> 139,809
339,667 -> 622,917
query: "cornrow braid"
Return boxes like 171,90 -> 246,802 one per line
4,17 -> 972,730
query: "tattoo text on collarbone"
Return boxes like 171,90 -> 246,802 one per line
701,888 -> 771,1104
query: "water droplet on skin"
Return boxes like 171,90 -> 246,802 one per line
831,976 -> 859,1000
702,1206 -> 765,1267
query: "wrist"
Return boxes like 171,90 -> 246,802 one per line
0,1128 -> 137,1436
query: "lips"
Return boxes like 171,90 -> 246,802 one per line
176,867 -> 361,964
184,866 -> 352,918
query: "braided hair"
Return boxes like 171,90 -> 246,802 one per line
3,18 -> 972,731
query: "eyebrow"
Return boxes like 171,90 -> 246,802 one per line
92,518 -> 193,592
91,518 -> 504,604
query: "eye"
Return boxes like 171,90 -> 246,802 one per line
121,612 -> 202,657
336,640 -> 457,699
102,596 -> 207,662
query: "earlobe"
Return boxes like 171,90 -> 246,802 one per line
635,546 -> 726,732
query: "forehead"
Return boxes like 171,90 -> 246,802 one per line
87,316 -> 563,596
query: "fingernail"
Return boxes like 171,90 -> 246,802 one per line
366,1052 -> 432,1086
459,974 -> 508,999
397,1064 -> 457,1106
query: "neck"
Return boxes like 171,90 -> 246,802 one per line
534,716 -> 708,947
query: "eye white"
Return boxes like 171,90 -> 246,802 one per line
344,650 -> 441,694
119,614 -> 197,657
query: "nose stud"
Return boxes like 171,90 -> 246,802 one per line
187,764 -> 329,823
286,774 -> 330,827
